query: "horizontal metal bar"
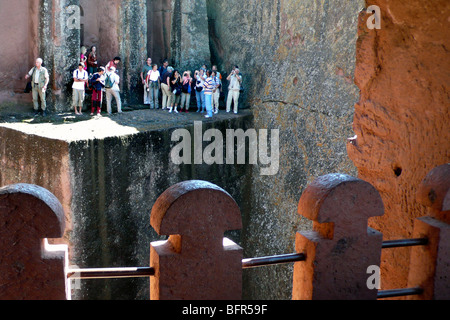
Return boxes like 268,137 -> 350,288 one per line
68,253 -> 307,280
67,267 -> 155,280
382,238 -> 428,249
66,238 -> 427,280
242,253 -> 306,269
377,287 -> 423,299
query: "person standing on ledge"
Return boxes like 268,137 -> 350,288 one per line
141,57 -> 153,105
226,66 -> 242,114
195,69 -> 206,113
105,66 -> 122,115
72,62 -> 89,115
25,58 -> 50,117
146,64 -> 161,110
80,46 -> 88,71
203,70 -> 214,118
106,56 -> 121,72
211,70 -> 221,114
90,66 -> 105,116
180,71 -> 193,112
168,69 -> 182,114
161,66 -> 173,110
87,46 -> 98,75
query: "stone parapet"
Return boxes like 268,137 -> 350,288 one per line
0,184 -> 69,300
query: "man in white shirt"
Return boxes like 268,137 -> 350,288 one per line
25,58 -> 50,116
105,66 -> 122,114
72,63 -> 89,115
226,66 -> 242,114
145,64 -> 161,109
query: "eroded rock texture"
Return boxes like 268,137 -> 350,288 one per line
207,0 -> 363,299
348,0 -> 450,291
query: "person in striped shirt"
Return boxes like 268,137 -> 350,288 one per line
203,70 -> 214,118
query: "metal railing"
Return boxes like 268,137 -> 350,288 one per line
377,237 -> 428,299
377,287 -> 424,299
242,253 -> 306,269
67,237 -> 428,299
67,253 -> 307,280
67,267 -> 155,280
382,238 -> 428,249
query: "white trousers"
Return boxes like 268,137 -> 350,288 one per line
226,89 -> 240,113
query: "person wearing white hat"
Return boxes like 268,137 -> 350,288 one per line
104,66 -> 122,115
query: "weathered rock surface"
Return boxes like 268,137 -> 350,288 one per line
348,0 -> 450,291
208,0 -> 362,299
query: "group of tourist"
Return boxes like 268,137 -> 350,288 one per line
70,48 -> 123,117
140,57 -> 243,118
25,47 -> 243,118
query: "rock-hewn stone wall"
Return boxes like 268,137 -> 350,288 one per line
69,116 -> 254,299
165,0 -> 205,71
5,0 -> 438,300
0,0 -> 38,107
348,0 -> 450,291
119,0 -> 148,105
147,0 -> 173,65
207,0 -> 363,299
0,113 -> 254,300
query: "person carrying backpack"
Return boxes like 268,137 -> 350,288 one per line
89,67 -> 105,116
104,66 -> 122,115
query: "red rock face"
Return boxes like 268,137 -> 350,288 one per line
0,0 -> 39,105
348,0 -> 450,291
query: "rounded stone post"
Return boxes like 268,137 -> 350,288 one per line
0,184 -> 69,300
408,164 -> 450,300
150,180 -> 243,300
292,174 -> 384,300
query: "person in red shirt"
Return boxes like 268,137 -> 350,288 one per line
106,57 -> 121,72
87,46 -> 98,75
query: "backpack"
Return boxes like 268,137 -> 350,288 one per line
88,74 -> 95,88
195,80 -> 203,92
182,80 -> 191,94
173,81 -> 182,96
24,67 -> 36,93
105,73 -> 114,89
86,74 -> 94,90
